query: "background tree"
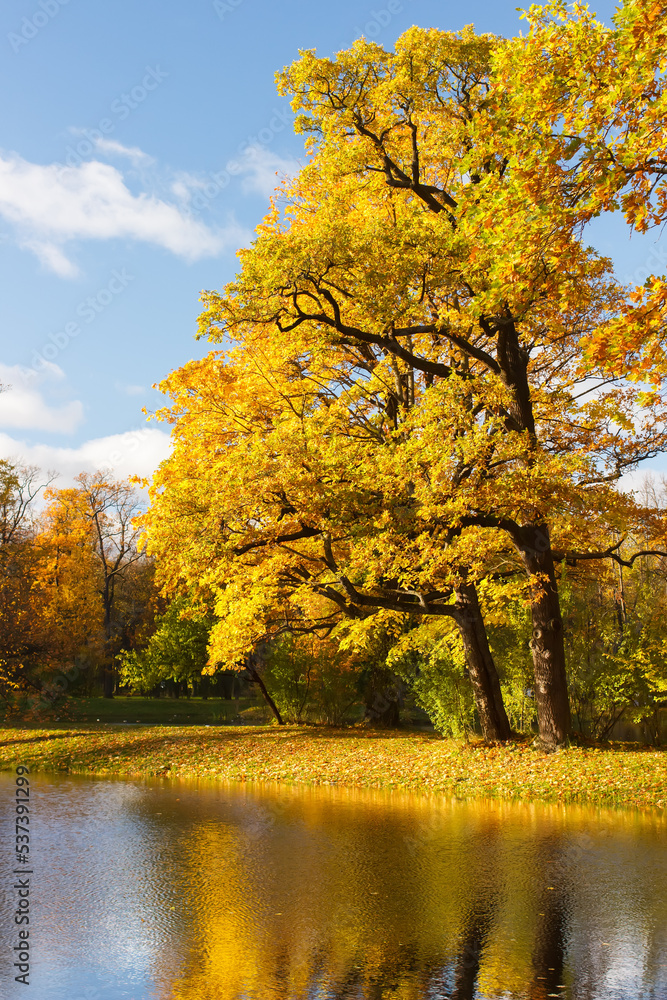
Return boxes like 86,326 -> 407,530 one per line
45,472 -> 144,698
37,480 -> 106,692
0,461 -> 53,707
119,594 -> 213,696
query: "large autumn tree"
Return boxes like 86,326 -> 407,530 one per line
143,322 -> 663,741
143,7 -> 667,747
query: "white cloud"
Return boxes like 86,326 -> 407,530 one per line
0,363 -> 84,433
21,239 -> 80,279
170,171 -> 211,203
91,138 -> 155,166
170,177 -> 196,205
0,426 -> 172,489
239,145 -> 300,199
0,151 -> 234,276
169,147 -> 300,210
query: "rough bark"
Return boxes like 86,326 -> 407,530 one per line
493,332 -> 572,746
453,581 -> 512,741
519,524 -> 571,748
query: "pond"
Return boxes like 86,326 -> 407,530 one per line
0,773 -> 665,999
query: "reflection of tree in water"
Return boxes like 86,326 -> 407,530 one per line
451,901 -> 495,1000
313,824 -> 501,1000
167,803 -> 508,999
530,835 -> 569,1000
154,792 -> 663,1000
314,907 -> 496,1000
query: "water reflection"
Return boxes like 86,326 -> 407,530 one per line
0,774 -> 664,999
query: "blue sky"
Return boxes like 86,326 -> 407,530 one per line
0,0 -> 664,489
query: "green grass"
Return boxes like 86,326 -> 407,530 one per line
0,723 -> 664,811
28,695 -> 265,726
9,694 -> 433,729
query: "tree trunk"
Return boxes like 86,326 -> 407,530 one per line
364,690 -> 402,727
496,335 -> 571,748
220,671 -> 234,700
102,586 -> 115,698
248,664 -> 284,725
453,581 -> 512,741
363,669 -> 405,728
520,524 -> 571,748
102,662 -> 114,699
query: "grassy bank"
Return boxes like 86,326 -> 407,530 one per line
7,694 -> 428,728
36,695 -> 264,726
0,724 -> 664,810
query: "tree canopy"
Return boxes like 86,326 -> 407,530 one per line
140,3 -> 667,747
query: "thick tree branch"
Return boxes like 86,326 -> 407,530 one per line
233,524 -> 321,556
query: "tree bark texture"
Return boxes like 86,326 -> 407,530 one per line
453,581 -> 512,741
520,524 -> 571,748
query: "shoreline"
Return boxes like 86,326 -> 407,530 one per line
0,724 -> 664,811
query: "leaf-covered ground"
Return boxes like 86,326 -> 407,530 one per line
0,725 -> 664,810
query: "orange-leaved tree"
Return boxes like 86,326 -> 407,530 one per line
43,472 -> 145,698
144,20 -> 667,746
0,461 -> 54,706
493,0 -> 667,381
37,481 -> 105,686
142,298 -> 664,745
